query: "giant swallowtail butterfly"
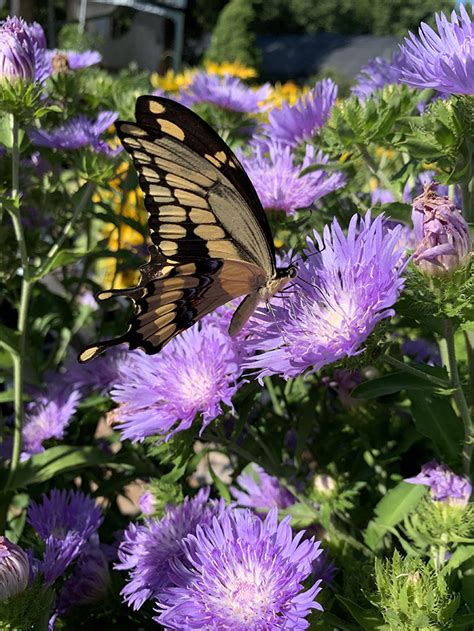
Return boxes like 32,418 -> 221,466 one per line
79,96 -> 296,362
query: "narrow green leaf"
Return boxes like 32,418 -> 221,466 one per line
352,371 -> 435,399
281,501 -> 319,528
409,390 -> 463,465
442,546 -> 474,576
364,482 -> 426,550
336,596 -> 388,630
208,460 -> 231,503
0,323 -> 20,355
451,613 -> 474,630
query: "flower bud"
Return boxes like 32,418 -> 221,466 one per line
139,490 -> 156,516
313,474 -> 337,496
0,17 -> 36,82
412,184 -> 472,277
0,536 -> 29,602
405,460 -> 472,507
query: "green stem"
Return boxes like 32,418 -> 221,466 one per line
384,354 -> 451,389
264,376 -> 284,416
36,182 -> 94,279
443,320 -> 473,476
7,280 -> 32,488
6,116 -> 31,488
356,143 -> 398,199
464,330 -> 474,408
461,180 -> 473,223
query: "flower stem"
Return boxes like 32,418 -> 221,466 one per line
6,116 -> 31,489
461,180 -> 473,223
264,376 -> 284,416
443,319 -> 473,476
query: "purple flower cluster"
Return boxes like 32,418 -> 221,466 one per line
400,5 -> 474,94
238,141 -> 345,214
184,72 -> 270,113
155,508 -> 322,629
352,51 -> 405,100
111,314 -> 243,441
28,489 -> 104,585
244,213 -> 406,378
264,79 -> 337,147
0,16 -> 36,81
29,111 -> 119,154
406,461 -> 472,506
230,463 -> 296,511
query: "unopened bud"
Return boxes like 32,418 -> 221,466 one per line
0,536 -> 29,602
0,17 -> 35,82
412,183 -> 471,277
313,474 -> 337,496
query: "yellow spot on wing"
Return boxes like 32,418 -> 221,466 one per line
149,101 -> 166,114
194,225 -> 226,240
79,346 -> 100,362
215,150 -> 227,163
157,118 -> 185,141
205,153 -> 220,168
189,209 -> 215,224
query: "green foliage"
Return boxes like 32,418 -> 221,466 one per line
205,0 -> 260,70
0,578 -> 54,630
373,551 -> 460,629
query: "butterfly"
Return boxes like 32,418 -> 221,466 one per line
79,96 -> 296,362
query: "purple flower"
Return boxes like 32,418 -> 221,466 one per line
66,50 -> 102,70
406,461 -> 472,506
115,488 -> 221,610
111,316 -> 242,442
399,5 -> 474,94
312,549 -> 337,588
264,79 -> 337,147
244,213 -> 406,378
352,51 -> 405,100
22,386 -> 81,456
56,536 -> 110,612
371,187 -> 395,205
0,536 -> 30,602
139,490 -> 156,516
0,16 -> 36,81
27,22 -> 47,50
155,508 -> 323,630
237,141 -> 345,215
402,338 -> 441,366
28,489 -> 104,585
412,183 -> 472,277
230,464 -> 295,511
29,111 -> 119,154
184,72 -> 270,113
62,346 -> 127,395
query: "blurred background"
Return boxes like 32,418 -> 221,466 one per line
4,1 -> 466,87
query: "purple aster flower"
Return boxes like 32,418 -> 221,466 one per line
0,536 -> 30,602
62,346 -> 127,395
405,461 -> 472,506
371,187 -> 395,205
116,488 -> 221,610
139,490 -> 156,516
399,5 -> 474,94
323,370 -> 362,409
184,72 -> 270,113
155,508 -> 323,630
29,111 -> 119,154
244,213 -> 406,378
28,489 -> 104,585
27,22 -> 47,50
264,79 -> 337,147
66,50 -> 102,70
237,141 -> 345,215
22,385 -> 81,456
110,316 -> 242,442
412,183 -> 472,277
56,536 -> 110,613
352,51 -> 405,100
312,549 -> 337,588
0,16 -> 36,81
230,463 -> 295,511
402,338 -> 441,366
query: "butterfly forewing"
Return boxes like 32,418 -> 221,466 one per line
78,95 -> 278,362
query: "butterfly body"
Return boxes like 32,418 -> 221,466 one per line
79,96 -> 295,363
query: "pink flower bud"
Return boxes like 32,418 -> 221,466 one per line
0,536 -> 29,602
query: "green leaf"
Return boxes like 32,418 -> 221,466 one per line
0,445 -> 120,490
352,371 -> 436,399
281,501 -> 319,528
409,390 -> 463,465
34,247 -> 90,279
451,613 -> 474,630
364,482 -> 426,550
0,322 -> 20,355
336,596 -> 388,630
208,459 -> 231,503
442,546 -> 474,576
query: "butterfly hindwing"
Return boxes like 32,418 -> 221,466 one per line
79,259 -> 266,359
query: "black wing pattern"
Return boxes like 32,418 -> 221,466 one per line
79,96 -> 275,362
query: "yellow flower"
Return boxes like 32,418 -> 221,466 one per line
204,60 -> 257,80
262,81 -> 308,112
150,68 -> 196,92
374,146 -> 396,160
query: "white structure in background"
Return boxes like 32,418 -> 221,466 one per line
67,0 -> 186,71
